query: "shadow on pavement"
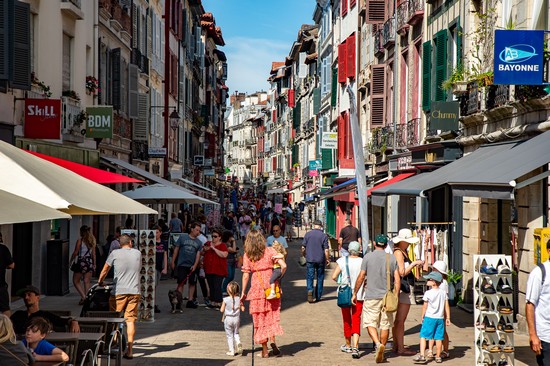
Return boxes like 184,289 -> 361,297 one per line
134,341 -> 190,357
278,340 -> 323,357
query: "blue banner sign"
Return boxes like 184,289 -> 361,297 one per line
494,30 -> 544,85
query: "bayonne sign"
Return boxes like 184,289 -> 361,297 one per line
24,99 -> 62,139
494,30 -> 544,85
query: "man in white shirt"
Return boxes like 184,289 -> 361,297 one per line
526,242 -> 550,366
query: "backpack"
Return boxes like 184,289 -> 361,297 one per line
538,262 -> 547,285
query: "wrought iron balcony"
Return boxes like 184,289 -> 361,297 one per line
382,16 -> 395,47
464,81 -> 480,116
396,1 -> 409,34
369,127 -> 394,153
408,0 -> 424,25
485,85 -> 510,110
373,26 -> 384,56
406,118 -> 420,146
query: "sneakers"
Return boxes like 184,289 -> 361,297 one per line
226,351 -> 235,356
236,342 -> 242,354
307,290 -> 314,303
266,290 -> 277,300
340,345 -> 352,353
375,343 -> 385,363
186,300 -> 198,309
351,347 -> 360,359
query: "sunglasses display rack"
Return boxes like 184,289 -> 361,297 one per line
138,230 -> 156,322
473,255 -> 514,366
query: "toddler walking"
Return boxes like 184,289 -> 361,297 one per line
413,271 -> 450,364
220,281 -> 244,356
267,241 -> 287,300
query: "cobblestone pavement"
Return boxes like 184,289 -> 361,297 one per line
23,232 -> 534,366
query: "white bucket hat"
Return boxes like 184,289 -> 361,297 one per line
392,228 -> 420,244
432,260 -> 448,275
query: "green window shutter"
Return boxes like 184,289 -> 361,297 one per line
434,29 -> 448,102
293,101 -> 301,129
321,148 -> 333,170
422,41 -> 432,111
313,87 -> 321,114
331,67 -> 338,107
292,144 -> 299,165
456,24 -> 462,67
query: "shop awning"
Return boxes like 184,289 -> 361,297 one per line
368,173 -> 416,206
28,152 -> 144,184
267,187 -> 286,194
319,178 -> 357,199
448,130 -> 550,199
101,156 -> 192,193
371,142 -> 515,201
178,178 -> 216,194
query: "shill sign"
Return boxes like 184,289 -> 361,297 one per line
86,106 -> 113,138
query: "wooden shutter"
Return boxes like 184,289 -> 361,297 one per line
366,0 -> 386,24
321,148 -> 333,170
292,144 -> 299,166
338,42 -> 347,83
422,41 -> 432,111
147,9 -> 152,57
313,87 -> 321,114
293,101 -> 301,129
337,114 -> 345,161
346,33 -> 356,79
0,0 -> 8,80
132,4 -> 139,49
128,63 -> 139,118
342,0 -> 348,16
370,64 -> 386,126
272,109 -> 277,122
350,0 -> 357,7
331,67 -> 338,106
434,30 -> 447,101
134,93 -> 148,141
288,88 -> 295,108
111,48 -> 122,110
11,0 -> 30,90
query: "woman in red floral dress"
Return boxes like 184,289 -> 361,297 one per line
240,229 -> 284,358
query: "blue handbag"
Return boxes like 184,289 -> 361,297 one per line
337,256 -> 353,308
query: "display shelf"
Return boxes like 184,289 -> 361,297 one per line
137,230 -> 156,322
474,255 -> 514,366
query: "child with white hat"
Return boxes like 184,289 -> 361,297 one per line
428,261 -> 450,360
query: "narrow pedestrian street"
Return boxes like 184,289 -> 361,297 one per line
18,234 -> 533,366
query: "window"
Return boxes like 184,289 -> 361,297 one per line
62,33 -> 72,91
321,52 -> 332,96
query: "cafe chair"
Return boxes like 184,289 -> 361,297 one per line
85,311 -> 122,318
56,342 -> 78,366
79,348 -> 95,366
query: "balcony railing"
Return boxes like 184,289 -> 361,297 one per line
465,81 -> 480,116
382,16 -> 395,47
370,127 -> 394,152
406,118 -> 420,146
486,85 -> 509,110
61,96 -> 84,143
396,1 -> 409,34
62,0 -> 81,8
408,0 -> 424,25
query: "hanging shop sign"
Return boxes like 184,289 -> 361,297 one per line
430,102 -> 459,131
24,98 -> 62,139
194,155 -> 204,166
494,30 -> 544,85
204,168 -> 215,176
309,159 -> 322,177
321,132 -> 338,149
148,147 -> 167,157
86,106 -> 113,138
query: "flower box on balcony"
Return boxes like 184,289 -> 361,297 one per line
452,81 -> 468,95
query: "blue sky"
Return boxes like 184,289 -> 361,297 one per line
202,0 -> 316,95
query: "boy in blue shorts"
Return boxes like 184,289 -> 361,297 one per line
23,317 -> 69,363
413,271 -> 450,364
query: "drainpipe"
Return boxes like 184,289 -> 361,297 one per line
392,0 -> 399,151
163,2 -> 170,179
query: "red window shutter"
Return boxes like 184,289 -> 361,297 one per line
342,0 -> 348,16
366,0 -> 386,24
288,89 -> 295,108
345,112 -> 353,159
272,157 -> 277,170
370,64 -> 386,126
272,110 -> 277,122
346,33 -> 356,79
338,42 -> 347,83
337,114 -> 345,162
350,0 -> 357,8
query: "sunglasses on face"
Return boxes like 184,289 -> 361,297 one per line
212,235 -> 220,238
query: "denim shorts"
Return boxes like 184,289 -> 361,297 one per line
419,317 -> 445,341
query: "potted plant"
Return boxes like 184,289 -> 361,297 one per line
447,270 -> 463,306
85,76 -> 100,95
442,64 -> 469,95
62,90 -> 81,101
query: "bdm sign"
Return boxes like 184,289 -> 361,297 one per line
494,30 -> 544,85
86,106 -> 113,138
24,99 -> 62,139
430,102 -> 459,131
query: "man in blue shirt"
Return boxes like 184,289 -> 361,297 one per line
266,225 -> 288,248
301,220 -> 330,303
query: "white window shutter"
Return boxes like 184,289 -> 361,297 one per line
147,10 -> 152,58
132,4 -> 139,49
299,53 -> 307,78
128,63 -> 139,119
134,93 -> 148,141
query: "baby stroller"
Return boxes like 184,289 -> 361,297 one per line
80,283 -> 113,316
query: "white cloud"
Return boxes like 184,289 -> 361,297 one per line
222,36 -> 290,95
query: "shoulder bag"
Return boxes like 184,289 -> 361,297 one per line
382,253 -> 399,313
337,256 -> 353,308
253,262 -> 280,299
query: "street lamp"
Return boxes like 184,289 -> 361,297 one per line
169,109 -> 180,130
150,105 -> 181,179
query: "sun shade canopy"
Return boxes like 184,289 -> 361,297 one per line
0,141 -> 157,215
122,184 -> 220,205
0,189 -> 71,224
28,151 -> 144,184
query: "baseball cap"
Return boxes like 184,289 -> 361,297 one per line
16,285 -> 40,297
348,241 -> 361,253
374,234 -> 388,246
423,271 -> 443,283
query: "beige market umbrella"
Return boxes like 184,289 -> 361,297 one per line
0,189 -> 71,224
122,184 -> 220,205
0,141 -> 157,215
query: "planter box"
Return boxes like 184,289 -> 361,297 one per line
452,81 -> 468,95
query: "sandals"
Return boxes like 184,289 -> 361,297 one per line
271,343 -> 281,356
340,345 -> 352,353
489,345 -> 502,353
351,347 -> 360,359
435,356 -> 443,363
78,298 -> 85,305
413,355 -> 428,364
